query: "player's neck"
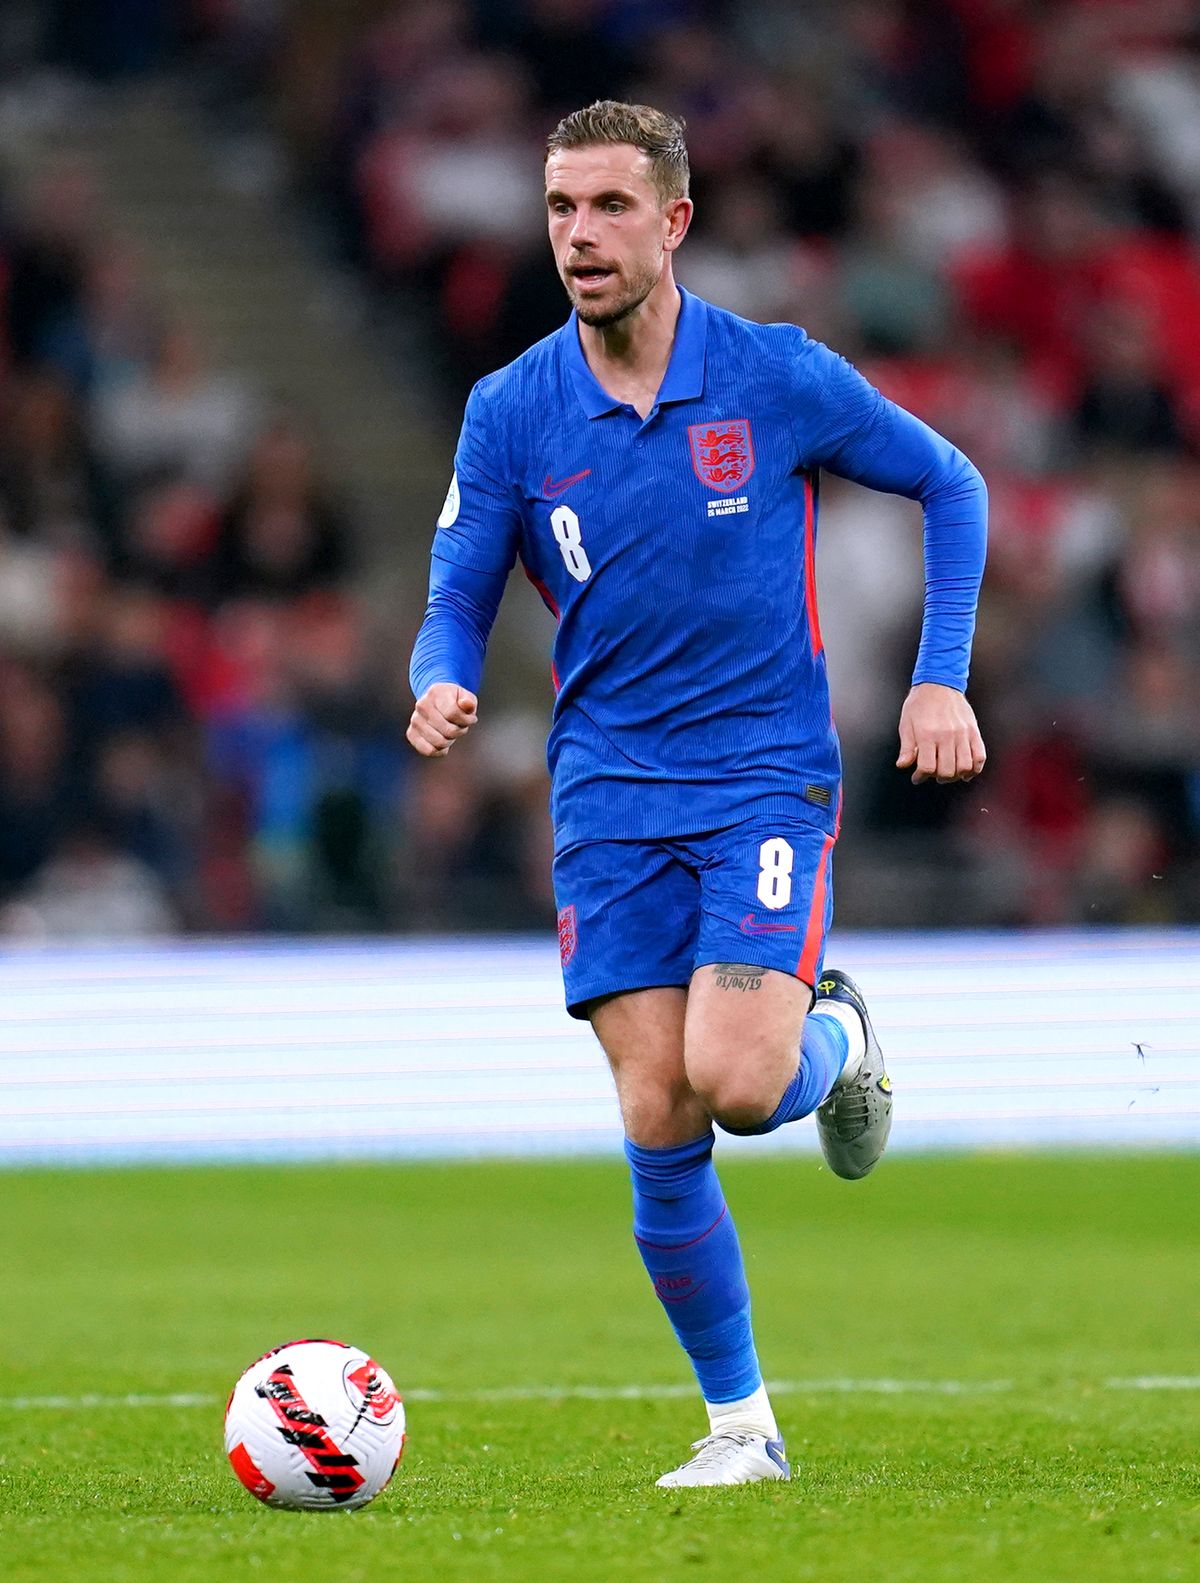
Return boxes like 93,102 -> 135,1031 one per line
579,272 -> 681,419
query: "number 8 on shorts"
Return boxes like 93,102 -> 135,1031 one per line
756,837 -> 794,910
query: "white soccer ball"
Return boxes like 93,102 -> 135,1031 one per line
223,1339 -> 406,1511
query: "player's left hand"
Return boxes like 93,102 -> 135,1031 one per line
896,683 -> 986,785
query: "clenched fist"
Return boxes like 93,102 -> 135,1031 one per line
407,683 -> 478,758
897,682 -> 986,785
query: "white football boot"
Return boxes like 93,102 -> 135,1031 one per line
655,1431 -> 791,1488
813,969 -> 893,1180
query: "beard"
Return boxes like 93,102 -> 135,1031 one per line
562,258 -> 659,328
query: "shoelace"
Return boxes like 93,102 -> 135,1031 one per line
830,1084 -> 871,1139
681,1431 -> 759,1471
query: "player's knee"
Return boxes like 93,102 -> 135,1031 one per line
617,1073 -> 708,1149
687,1055 -> 782,1133
709,1090 -> 778,1133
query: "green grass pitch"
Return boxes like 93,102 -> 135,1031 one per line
1,1152 -> 1197,1582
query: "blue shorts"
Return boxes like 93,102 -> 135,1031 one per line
552,815 -> 836,1019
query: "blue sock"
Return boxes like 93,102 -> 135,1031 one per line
624,1130 -> 762,1404
723,1011 -> 849,1136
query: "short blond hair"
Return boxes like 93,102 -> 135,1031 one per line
545,100 -> 690,204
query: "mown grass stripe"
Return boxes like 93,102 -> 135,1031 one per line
5,1375 -> 1198,1412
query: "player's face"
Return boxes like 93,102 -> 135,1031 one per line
545,144 -> 689,328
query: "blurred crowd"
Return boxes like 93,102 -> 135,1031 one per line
0,147 -> 552,939
2,0 -> 1198,934
0,157 -> 387,938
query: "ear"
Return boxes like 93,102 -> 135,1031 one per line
662,196 -> 694,254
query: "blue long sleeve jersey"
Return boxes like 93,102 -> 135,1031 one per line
410,288 -> 987,848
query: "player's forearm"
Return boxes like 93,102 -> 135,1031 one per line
825,402 -> 988,693
408,556 -> 506,699
911,453 -> 988,692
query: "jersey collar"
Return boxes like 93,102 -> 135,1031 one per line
563,286 -> 708,420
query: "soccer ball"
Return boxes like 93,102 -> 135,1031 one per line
223,1339 -> 406,1511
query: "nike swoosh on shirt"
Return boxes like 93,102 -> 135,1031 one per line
739,913 -> 798,935
543,469 -> 592,496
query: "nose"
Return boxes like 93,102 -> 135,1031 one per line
568,204 -> 595,250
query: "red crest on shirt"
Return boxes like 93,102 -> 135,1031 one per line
557,905 -> 578,966
688,419 -> 755,494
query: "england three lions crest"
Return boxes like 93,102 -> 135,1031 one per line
688,419 -> 755,494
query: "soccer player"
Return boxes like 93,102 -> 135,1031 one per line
408,102 -> 987,1488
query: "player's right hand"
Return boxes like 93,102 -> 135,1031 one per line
407,684 -> 478,757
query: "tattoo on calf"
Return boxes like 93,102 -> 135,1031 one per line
712,962 -> 765,992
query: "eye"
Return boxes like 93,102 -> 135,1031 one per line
550,201 -> 572,216
604,201 -> 626,214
